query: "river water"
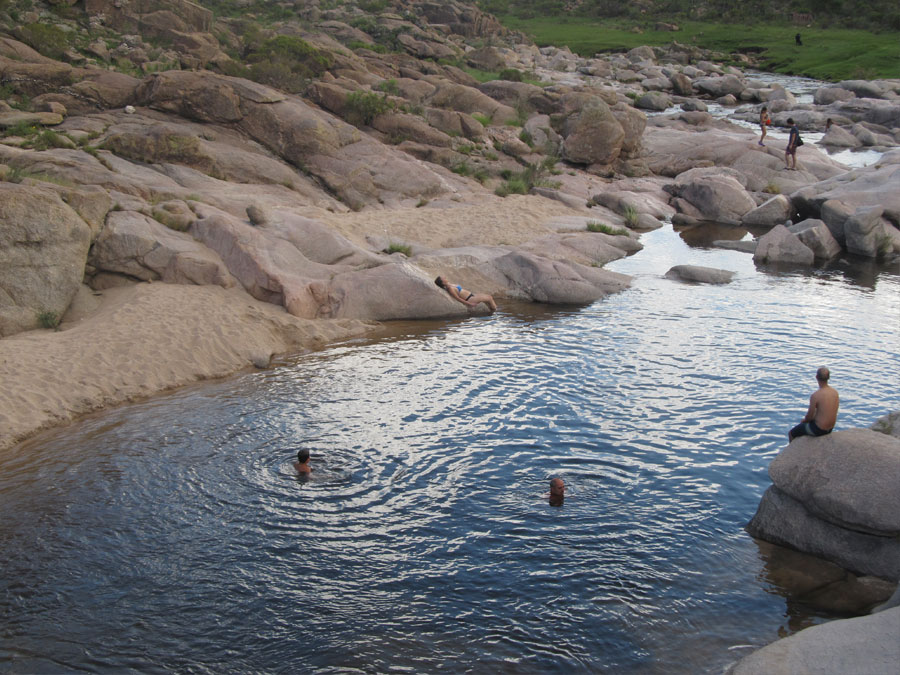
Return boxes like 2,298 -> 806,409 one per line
2,223 -> 898,674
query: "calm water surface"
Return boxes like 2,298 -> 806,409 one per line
2,225 -> 899,674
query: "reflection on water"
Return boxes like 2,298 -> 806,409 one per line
1,226 -> 898,674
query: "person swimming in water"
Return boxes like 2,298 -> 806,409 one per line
548,477 -> 565,507
435,276 -> 497,312
293,448 -> 311,475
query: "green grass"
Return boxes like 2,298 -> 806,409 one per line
587,221 -> 627,235
385,243 -> 411,256
622,205 -> 639,229
36,310 -> 60,330
497,17 -> 900,81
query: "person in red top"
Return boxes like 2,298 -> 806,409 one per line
758,106 -> 771,147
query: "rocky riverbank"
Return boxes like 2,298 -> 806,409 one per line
2,1 -> 900,671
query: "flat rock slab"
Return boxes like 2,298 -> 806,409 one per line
665,264 -> 735,284
727,607 -> 900,675
0,111 -> 64,127
713,239 -> 757,253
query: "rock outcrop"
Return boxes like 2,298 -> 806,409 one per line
726,607 -> 900,675
747,429 -> 900,581
0,183 -> 92,336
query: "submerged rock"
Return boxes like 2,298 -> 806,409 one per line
664,264 -> 735,284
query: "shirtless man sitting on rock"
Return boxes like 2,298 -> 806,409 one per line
788,366 -> 839,442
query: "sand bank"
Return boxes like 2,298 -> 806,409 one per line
0,282 -> 375,452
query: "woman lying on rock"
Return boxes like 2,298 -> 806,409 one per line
435,276 -> 497,312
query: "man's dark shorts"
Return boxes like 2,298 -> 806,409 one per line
789,419 -> 832,441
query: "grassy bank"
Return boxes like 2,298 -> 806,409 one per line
499,17 -> 900,81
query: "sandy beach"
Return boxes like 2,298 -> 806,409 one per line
0,282 -> 376,452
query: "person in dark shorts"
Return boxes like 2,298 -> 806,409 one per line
784,118 -> 802,170
435,276 -> 497,312
788,367 -> 839,442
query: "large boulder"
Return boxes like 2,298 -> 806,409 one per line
90,210 -> 233,287
769,430 -> 900,536
0,183 -> 92,337
813,86 -> 855,105
262,212 -> 380,268
670,168 -> 757,223
611,103 -> 647,158
189,204 -> 339,315
819,199 -> 853,245
482,251 -> 631,304
872,411 -> 900,438
327,262 -> 468,320
844,205 -> 889,257
693,74 -> 744,98
753,223 -> 814,265
518,232 -> 640,268
428,81 -> 517,124
561,95 -> 626,166
821,124 -> 863,148
788,219 -> 842,260
726,607 -> 900,675
635,91 -> 671,111
741,194 -> 792,228
747,486 -> 900,580
137,71 -> 455,209
838,79 -> 887,99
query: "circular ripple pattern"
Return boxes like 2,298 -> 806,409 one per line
1,225 -> 898,674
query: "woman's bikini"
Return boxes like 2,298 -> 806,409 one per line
456,285 -> 474,301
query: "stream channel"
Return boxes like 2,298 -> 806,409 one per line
1,74 -> 899,674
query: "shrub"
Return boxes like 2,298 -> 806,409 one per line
472,112 -> 491,126
587,221 -> 627,235
451,162 -> 472,176
37,310 -> 60,330
499,68 -> 524,82
495,176 -> 529,197
31,130 -> 70,151
237,35 -> 333,93
518,129 -> 534,147
385,243 -> 411,256
345,90 -> 394,126
17,23 -> 69,60
348,40 -> 387,53
622,205 -> 640,228
2,121 -> 38,138
763,181 -> 780,194
376,78 -> 400,95
495,158 -> 561,197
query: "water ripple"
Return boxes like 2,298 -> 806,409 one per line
2,226 -> 898,674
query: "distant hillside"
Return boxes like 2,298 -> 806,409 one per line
476,0 -> 900,32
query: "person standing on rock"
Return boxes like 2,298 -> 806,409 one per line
784,118 -> 802,170
435,276 -> 497,312
758,106 -> 771,146
788,367 -> 839,441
